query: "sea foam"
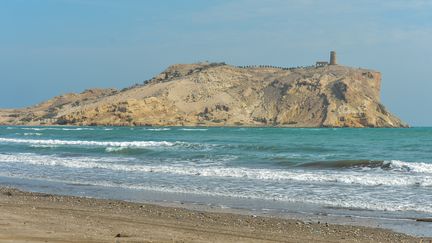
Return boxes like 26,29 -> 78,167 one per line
146,128 -> 171,131
179,128 -> 208,131
20,127 -> 97,131
0,137 -> 175,148
1,153 -> 431,187
385,160 -> 432,174
6,174 -> 430,214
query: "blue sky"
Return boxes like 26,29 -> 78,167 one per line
0,0 -> 431,125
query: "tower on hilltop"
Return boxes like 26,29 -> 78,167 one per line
330,51 -> 337,65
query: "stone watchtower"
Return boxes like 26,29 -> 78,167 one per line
330,51 -> 337,65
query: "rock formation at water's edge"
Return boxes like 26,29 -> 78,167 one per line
0,63 -> 408,127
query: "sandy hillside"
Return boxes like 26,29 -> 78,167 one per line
0,63 -> 407,127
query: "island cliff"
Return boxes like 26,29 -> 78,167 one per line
0,63 -> 407,127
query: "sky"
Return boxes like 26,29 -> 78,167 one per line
0,0 -> 431,126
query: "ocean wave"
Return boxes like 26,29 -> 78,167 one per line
0,137 -> 176,148
298,160 -> 383,168
179,128 -> 208,131
146,128 -> 171,131
386,160 -> 432,174
99,183 -> 432,213
2,172 -> 430,214
20,127 -> 96,131
21,127 -> 114,131
1,153 -> 431,187
14,133 -> 43,136
21,127 -> 45,131
298,159 -> 432,174
24,133 -> 43,136
19,127 -> 119,131
0,153 -> 132,167
30,145 -> 59,148
61,128 -> 95,131
0,153 -> 231,171
0,137 -> 215,151
105,147 -> 128,152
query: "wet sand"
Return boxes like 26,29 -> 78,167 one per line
0,187 -> 428,242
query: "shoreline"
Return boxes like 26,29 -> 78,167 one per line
0,186 -> 428,242
0,124 -> 410,128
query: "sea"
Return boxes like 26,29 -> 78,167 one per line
1,126 -> 431,236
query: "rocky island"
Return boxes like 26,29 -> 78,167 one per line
0,55 -> 407,128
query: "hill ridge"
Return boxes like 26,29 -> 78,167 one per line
0,63 -> 407,127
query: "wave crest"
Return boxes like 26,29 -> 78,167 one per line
1,153 -> 431,187
299,159 -> 432,174
385,160 -> 432,173
0,138 -> 175,148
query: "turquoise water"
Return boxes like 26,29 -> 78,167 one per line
1,126 -> 432,216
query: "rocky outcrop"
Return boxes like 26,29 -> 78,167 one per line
0,63 -> 407,127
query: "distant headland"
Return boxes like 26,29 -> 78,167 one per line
0,52 -> 407,127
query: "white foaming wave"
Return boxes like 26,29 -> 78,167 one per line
179,166 -> 432,187
0,153 -> 132,169
0,153 -> 232,172
179,128 -> 208,131
30,145 -> 59,148
114,184 -> 432,213
0,137 -> 175,148
1,153 -> 431,187
2,172 -> 431,214
23,133 -> 43,136
146,128 -> 171,131
21,127 -> 95,131
21,127 -> 45,131
385,160 -> 432,174
61,128 -> 95,131
105,147 -> 128,152
28,177 -> 432,214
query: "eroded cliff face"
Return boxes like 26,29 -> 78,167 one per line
0,63 -> 407,127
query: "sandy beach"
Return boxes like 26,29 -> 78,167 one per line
0,187 -> 428,243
